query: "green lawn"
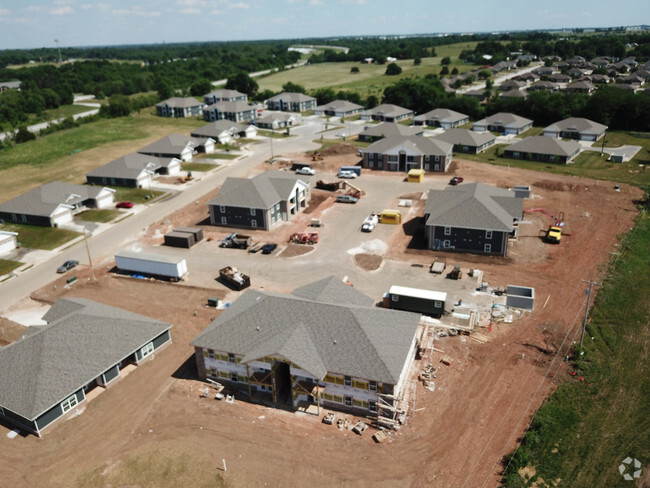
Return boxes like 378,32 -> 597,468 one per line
501,206 -> 650,488
0,223 -> 79,250
201,153 -> 240,160
27,104 -> 91,124
78,209 -> 122,223
181,162 -> 219,172
113,188 -> 164,203
0,259 -> 23,276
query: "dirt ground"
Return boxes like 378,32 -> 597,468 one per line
0,148 -> 643,488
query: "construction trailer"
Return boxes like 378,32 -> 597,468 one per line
386,285 -> 447,318
513,185 -> 531,198
380,209 -> 402,225
114,250 -> 188,282
164,231 -> 196,249
407,169 -> 425,183
174,226 -> 204,243
340,165 -> 362,176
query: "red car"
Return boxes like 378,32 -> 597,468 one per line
449,176 -> 464,185
116,201 -> 134,209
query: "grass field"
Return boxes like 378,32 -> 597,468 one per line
181,162 -> 219,172
0,111 -> 205,203
78,209 -> 122,223
113,188 -> 164,204
502,204 -> 650,488
0,223 -> 79,250
0,259 -> 23,276
257,41 -> 481,98
27,104 -> 91,124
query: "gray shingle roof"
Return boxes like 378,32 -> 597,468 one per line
434,128 -> 496,147
205,100 -> 254,113
413,108 -> 468,124
209,170 -> 308,209
361,104 -> 414,118
257,112 -> 296,124
156,97 -> 204,109
424,183 -> 523,232
86,153 -> 171,180
0,298 -> 171,420
138,134 -> 198,155
314,99 -> 364,112
267,92 -> 317,103
543,117 -> 607,135
366,135 -> 453,156
292,275 -> 375,307
359,122 -> 422,139
191,121 -> 248,139
205,89 -> 246,99
505,136 -> 582,157
0,182 -> 109,215
473,112 -> 533,130
191,287 -> 420,383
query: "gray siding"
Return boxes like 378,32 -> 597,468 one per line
430,225 -> 508,257
103,364 -> 120,383
210,205 -> 270,230
153,330 -> 171,350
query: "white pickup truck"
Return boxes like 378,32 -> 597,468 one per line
361,214 -> 379,232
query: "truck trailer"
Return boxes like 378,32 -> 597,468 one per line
115,250 -> 188,282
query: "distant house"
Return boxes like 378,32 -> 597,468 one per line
548,73 -> 571,84
203,89 -> 248,105
0,182 -> 115,227
413,108 -> 469,129
362,136 -> 453,173
265,92 -> 317,112
564,80 -> 595,94
138,134 -> 210,162
462,89 -> 489,101
0,298 -> 172,436
514,72 -> 540,83
86,153 -> 181,189
504,136 -> 581,164
202,101 -> 257,123
190,276 -> 421,418
499,79 -> 525,91
472,112 -> 533,135
434,128 -> 496,154
155,97 -> 205,118
357,122 -> 423,142
359,104 -> 414,122
423,183 -> 524,257
500,89 -> 527,99
542,118 -> 607,141
590,74 -> 611,84
313,99 -> 364,118
527,81 -> 559,92
0,80 -> 21,92
256,113 -> 299,130
208,170 -> 310,230
191,120 -> 257,145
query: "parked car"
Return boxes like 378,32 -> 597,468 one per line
337,170 -> 357,179
261,243 -> 278,255
57,260 -> 79,273
449,176 -> 464,185
336,195 -> 359,204
295,167 -> 316,175
116,201 -> 134,209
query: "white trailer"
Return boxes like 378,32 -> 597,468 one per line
115,250 -> 188,281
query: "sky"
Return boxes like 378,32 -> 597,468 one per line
0,0 -> 648,51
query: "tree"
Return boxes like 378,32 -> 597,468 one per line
190,78 -> 213,97
385,63 -> 402,76
451,67 -> 459,75
478,69 -> 492,80
414,57 -> 422,66
225,72 -> 259,97
15,126 -> 35,144
154,78 -> 173,100
350,66 -> 360,73
441,56 -> 451,65
282,82 -> 307,94
365,95 -> 379,109
440,66 -> 449,75
101,95 -> 132,118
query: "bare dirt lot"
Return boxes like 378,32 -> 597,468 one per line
0,150 -> 642,488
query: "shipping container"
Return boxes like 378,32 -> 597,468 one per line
164,231 -> 195,249
174,226 -> 204,243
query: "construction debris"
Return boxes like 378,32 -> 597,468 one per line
352,421 -> 368,435
373,430 -> 389,443
337,417 -> 351,430
322,412 -> 336,425
440,355 -> 453,366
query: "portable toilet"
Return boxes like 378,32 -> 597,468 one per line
380,209 -> 402,225
407,169 -> 424,183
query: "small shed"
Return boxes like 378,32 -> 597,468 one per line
407,169 -> 425,183
513,185 -> 531,198
380,209 -> 402,225
387,285 -> 447,317
164,231 -> 196,249
506,285 -> 535,310
174,226 -> 204,243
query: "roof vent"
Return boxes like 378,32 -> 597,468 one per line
256,326 -> 260,331
333,339 -> 337,345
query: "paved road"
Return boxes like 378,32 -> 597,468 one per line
0,119 -> 321,316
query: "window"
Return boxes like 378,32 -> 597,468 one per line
208,349 -> 215,359
388,155 -> 398,162
344,376 -> 352,387
0,406 -> 4,416
434,301 -> 442,308
141,342 -> 154,358
434,155 -> 440,162
250,208 -> 256,216
251,220 -> 257,228
443,240 -> 451,248
345,396 -> 352,407
228,353 -> 235,363
209,367 -> 217,377
369,401 -> 377,413
219,205 -> 225,213
484,244 -> 492,253
61,394 -> 78,413
485,230 -> 492,239
369,381 -> 377,392
231,373 -> 238,382
220,217 -> 227,225
444,226 -> 451,236
391,294 -> 399,302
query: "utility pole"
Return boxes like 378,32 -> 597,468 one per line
55,39 -> 62,64
580,279 -> 602,347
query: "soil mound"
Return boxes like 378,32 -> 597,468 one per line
320,143 -> 359,157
